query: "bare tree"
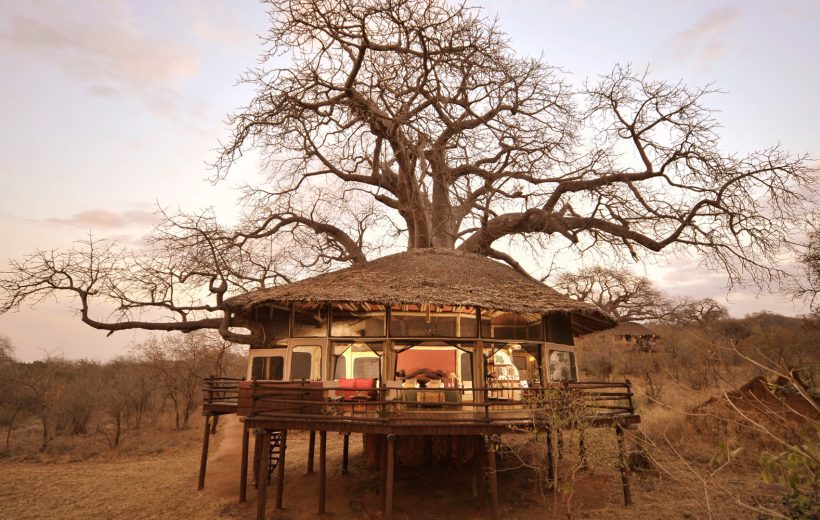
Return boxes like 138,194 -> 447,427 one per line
0,0 -> 813,343
663,296 -> 729,326
556,267 -> 668,322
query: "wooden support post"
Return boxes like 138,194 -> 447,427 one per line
342,433 -> 350,474
487,435 -> 499,520
473,340 -> 485,404
197,415 -> 211,491
318,430 -> 328,514
275,430 -> 287,510
307,430 -> 316,474
210,414 -> 219,434
256,431 -> 272,520
384,434 -> 396,520
476,435 -> 487,504
253,429 -> 262,488
545,427 -> 555,488
379,435 -> 387,498
616,425 -> 633,506
239,424 -> 250,503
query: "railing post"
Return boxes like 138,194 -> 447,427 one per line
616,424 -> 633,506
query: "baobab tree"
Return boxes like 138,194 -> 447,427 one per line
556,267 -> 667,322
0,0 -> 814,344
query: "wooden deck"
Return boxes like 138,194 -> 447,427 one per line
199,378 -> 640,520
202,377 -> 640,435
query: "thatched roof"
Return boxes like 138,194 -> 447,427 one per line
224,248 -> 615,334
608,321 -> 655,337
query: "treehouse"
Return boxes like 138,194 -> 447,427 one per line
200,248 -> 640,519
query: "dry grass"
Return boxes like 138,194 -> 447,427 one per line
0,430 -> 234,520
0,411 -> 784,520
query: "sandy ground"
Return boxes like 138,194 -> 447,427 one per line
0,416 -> 778,519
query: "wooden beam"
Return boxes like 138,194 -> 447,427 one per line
476,435 -> 486,504
384,434 -> 396,520
487,435 -> 499,520
256,431 -> 272,520
379,435 -> 387,498
275,430 -> 287,510
546,427 -> 555,488
239,424 -> 250,503
319,430 -> 328,514
473,340 -> 485,403
616,425 -> 633,506
307,430 -> 316,474
252,429 -> 262,488
342,433 -> 350,474
197,415 -> 211,491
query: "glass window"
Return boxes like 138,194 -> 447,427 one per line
290,345 -> 322,380
389,305 -> 477,337
259,305 -> 290,340
353,357 -> 380,379
332,342 -> 382,380
293,302 -> 327,337
481,310 -> 543,341
330,303 -> 386,337
334,356 -> 347,379
291,352 -> 311,379
548,351 -> 577,382
459,351 -> 473,382
251,354 -> 285,380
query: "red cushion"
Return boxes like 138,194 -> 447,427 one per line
337,378 -> 358,400
354,378 -> 376,389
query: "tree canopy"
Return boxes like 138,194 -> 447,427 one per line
556,266 -> 728,324
0,0 -> 814,342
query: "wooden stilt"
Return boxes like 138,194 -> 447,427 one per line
256,431 -> 272,520
239,424 -> 250,503
275,430 -> 287,510
210,414 -> 219,434
384,434 -> 396,520
253,429 -> 263,488
342,433 -> 350,474
197,415 -> 211,490
487,435 -> 499,520
379,435 -> 387,499
476,435 -> 487,504
545,427 -> 555,488
307,430 -> 316,474
319,430 -> 328,514
616,425 -> 633,506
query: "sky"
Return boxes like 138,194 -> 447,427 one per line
0,0 -> 818,361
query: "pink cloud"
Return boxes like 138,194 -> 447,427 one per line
46,209 -> 157,230
656,6 -> 741,68
0,0 -> 198,111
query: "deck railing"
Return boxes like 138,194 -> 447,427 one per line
203,378 -> 637,426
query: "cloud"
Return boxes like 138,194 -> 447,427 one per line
46,209 -> 157,230
655,6 -> 741,68
0,0 -> 198,112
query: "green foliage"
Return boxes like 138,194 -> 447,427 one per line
759,427 -> 820,520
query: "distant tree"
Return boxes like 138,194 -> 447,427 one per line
0,335 -> 14,363
0,0 -> 813,344
134,331 -> 233,429
795,224 -> 820,313
556,267 -> 667,322
662,296 -> 729,326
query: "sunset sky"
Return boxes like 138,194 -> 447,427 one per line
1,0 -> 818,361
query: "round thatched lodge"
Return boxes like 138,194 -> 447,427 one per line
201,249 -> 640,519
